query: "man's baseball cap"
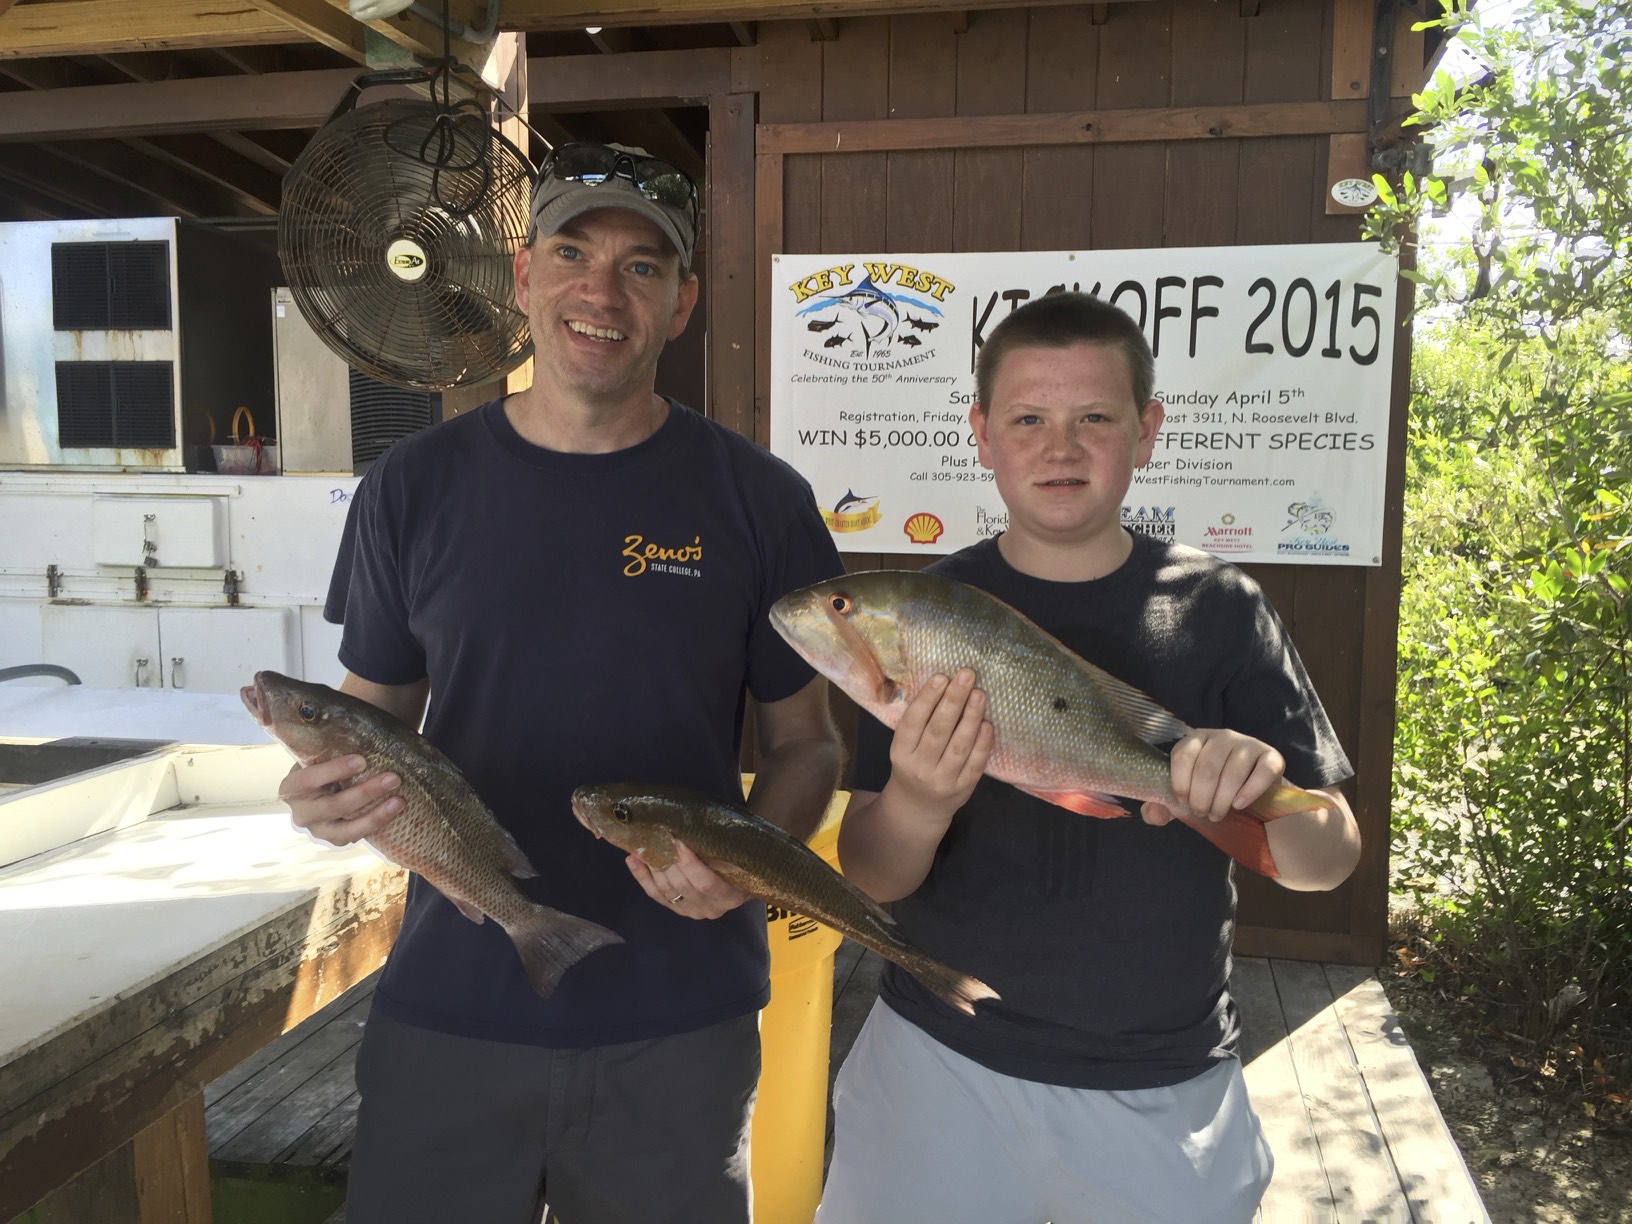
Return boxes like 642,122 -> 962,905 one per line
528,141 -> 700,269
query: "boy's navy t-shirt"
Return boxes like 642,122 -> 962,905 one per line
326,398 -> 842,1047
851,533 -> 1353,1089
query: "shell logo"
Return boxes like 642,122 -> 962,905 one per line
903,513 -> 944,544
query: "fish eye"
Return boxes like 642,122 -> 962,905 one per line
297,702 -> 318,722
830,593 -> 853,615
613,804 -> 630,823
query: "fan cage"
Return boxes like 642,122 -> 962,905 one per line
280,97 -> 534,391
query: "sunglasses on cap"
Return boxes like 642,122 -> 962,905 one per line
541,142 -> 699,230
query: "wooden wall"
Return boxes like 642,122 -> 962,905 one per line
529,0 -> 1414,964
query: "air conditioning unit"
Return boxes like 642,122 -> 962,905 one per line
0,218 -> 443,476
0,217 -> 283,472
271,287 -> 441,475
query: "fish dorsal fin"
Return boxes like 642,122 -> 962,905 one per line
1075,658 -> 1193,747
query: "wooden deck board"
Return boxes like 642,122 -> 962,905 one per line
1237,955 -> 1340,1222
209,951 -> 1487,1224
1323,963 -> 1489,1224
207,989 -> 372,1160
1273,957 -> 1414,1221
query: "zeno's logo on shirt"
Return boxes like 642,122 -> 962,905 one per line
622,533 -> 703,578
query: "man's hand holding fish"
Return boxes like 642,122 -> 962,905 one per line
622,835 -> 749,919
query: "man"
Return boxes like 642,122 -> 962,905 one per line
280,142 -> 843,1224
817,291 -> 1361,1224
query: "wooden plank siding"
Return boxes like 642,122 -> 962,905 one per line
511,0 -> 1412,965
744,0 -> 1410,966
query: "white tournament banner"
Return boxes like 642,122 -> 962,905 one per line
769,244 -> 1398,565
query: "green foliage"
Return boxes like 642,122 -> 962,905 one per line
1379,0 -> 1632,1081
1396,320 -> 1632,1064
1367,0 -> 1632,333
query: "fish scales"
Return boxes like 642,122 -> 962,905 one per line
242,670 -> 622,997
571,783 -> 998,1016
887,587 -> 1178,808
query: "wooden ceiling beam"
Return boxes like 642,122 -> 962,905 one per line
0,55 -> 268,217
527,47 -> 732,107
210,45 -> 286,74
319,0 -> 486,68
0,187 -> 59,222
586,26 -> 636,54
41,140 -> 233,216
0,60 -> 80,89
0,145 -> 156,216
94,51 -> 183,83
500,0 -> 1142,31
248,0 -> 369,65
527,110 -> 583,151
0,173 -> 92,220
210,129 -> 295,175
130,133 -> 282,213
0,1 -> 297,58
0,68 -> 358,141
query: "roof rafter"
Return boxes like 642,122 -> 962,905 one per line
247,0 -> 369,65
0,68 -> 358,141
498,0 -> 1142,31
0,1 -> 297,58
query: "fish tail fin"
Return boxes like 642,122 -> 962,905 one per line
902,954 -> 1000,1017
1244,781 -> 1333,823
1179,810 -> 1280,879
1017,786 -> 1128,821
506,906 -> 624,999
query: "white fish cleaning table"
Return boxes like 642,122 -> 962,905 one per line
0,738 -> 405,1223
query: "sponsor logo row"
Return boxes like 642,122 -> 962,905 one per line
817,488 -> 1349,557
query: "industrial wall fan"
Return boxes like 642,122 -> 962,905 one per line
279,63 -> 534,391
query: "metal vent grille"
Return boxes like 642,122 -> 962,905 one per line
51,241 -> 172,331
55,361 -> 176,449
349,368 -> 437,465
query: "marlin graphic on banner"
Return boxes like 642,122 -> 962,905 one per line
793,273 -> 947,360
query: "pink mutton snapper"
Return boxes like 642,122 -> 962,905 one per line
770,571 -> 1334,878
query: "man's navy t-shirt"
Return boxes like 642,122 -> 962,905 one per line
326,398 -> 842,1047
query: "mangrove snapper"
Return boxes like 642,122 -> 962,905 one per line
769,571 -> 1333,877
571,783 -> 998,1015
242,670 -> 622,997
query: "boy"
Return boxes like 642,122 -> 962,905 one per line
817,291 -> 1360,1224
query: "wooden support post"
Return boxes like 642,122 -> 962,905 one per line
1324,131 -> 1376,214
23,1094 -> 212,1224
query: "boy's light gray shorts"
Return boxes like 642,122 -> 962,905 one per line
817,1000 -> 1272,1224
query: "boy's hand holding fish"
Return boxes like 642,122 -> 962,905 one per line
1141,727 -> 1288,826
886,668 -> 994,815
841,667 -> 994,904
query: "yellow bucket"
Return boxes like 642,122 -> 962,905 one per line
747,778 -> 847,1224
